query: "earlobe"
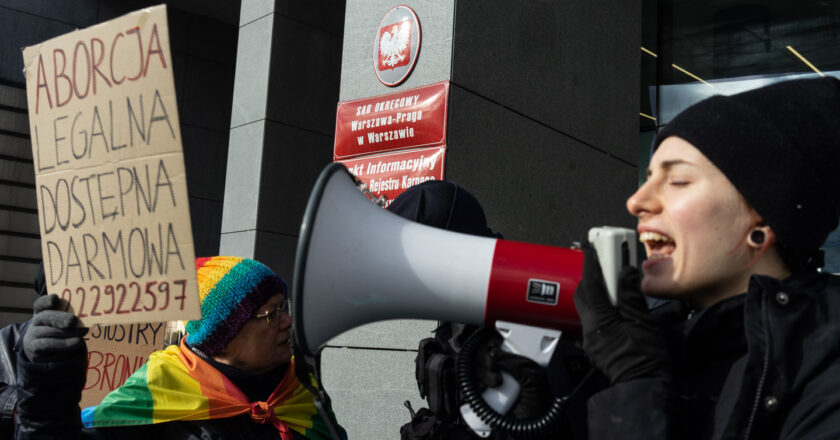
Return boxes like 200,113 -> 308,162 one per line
746,226 -> 775,251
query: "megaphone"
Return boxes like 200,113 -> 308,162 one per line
292,162 -> 635,371
291,163 -> 636,439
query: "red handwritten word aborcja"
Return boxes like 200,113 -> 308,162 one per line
32,23 -> 168,115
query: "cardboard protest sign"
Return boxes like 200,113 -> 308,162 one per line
22,5 -> 200,326
81,321 -> 165,408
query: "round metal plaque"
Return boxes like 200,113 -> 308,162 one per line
373,5 -> 421,87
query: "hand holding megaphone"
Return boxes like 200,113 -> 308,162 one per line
292,163 -> 642,368
573,245 -> 669,385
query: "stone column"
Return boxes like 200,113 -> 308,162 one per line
220,0 -> 345,278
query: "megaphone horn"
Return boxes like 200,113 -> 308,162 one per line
292,164 -> 636,361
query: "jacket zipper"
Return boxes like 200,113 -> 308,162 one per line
743,292 -> 770,440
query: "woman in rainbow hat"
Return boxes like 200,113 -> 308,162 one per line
15,256 -> 345,440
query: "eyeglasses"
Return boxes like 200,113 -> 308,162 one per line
253,298 -> 292,327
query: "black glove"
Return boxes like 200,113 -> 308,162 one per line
23,294 -> 88,363
473,332 -> 552,419
573,244 -> 668,384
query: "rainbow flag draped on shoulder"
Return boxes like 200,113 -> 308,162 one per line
81,339 -> 343,440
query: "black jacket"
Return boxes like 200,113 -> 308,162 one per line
0,320 -> 28,438
587,271 -> 840,439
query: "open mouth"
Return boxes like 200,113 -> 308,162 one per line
640,231 -> 675,260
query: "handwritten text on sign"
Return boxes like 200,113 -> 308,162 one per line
339,146 -> 445,207
334,81 -> 448,159
81,322 -> 164,408
22,5 -> 200,326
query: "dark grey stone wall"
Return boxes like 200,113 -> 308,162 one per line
449,0 -> 641,245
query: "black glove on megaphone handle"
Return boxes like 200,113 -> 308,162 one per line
23,294 -> 88,363
573,244 -> 668,384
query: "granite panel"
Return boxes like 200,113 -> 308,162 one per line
327,319 -> 437,350
321,347 -> 424,439
187,197 -> 222,257
172,52 -> 187,115
0,185 -> 36,210
181,125 -> 228,201
220,121 -> 264,233
339,0 -> 455,101
0,312 -> 30,327
0,286 -> 39,309
161,0 -> 240,25
0,10 -> 74,84
271,2 -> 346,35
445,85 -> 637,247
0,0 -> 98,27
0,235 -> 41,260
0,260 -> 39,285
0,84 -> 27,110
168,7 -> 191,54
219,229 -> 257,258
229,14 -> 274,127
0,134 -> 32,160
186,13 -> 239,64
180,56 -> 236,130
255,120 -> 333,236
96,0 -> 152,21
265,15 -> 343,135
0,211 -> 39,235
253,230 -> 298,284
0,108 -> 29,135
0,158 -> 35,185
451,0 -> 641,163
240,0 -> 276,26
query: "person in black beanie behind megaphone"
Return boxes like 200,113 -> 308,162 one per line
391,181 -> 593,440
573,77 -> 840,440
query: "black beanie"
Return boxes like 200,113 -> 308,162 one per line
654,77 -> 840,271
386,180 -> 500,238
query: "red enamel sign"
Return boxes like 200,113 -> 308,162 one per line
334,81 -> 448,160
337,146 -> 445,207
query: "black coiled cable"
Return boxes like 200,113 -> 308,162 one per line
456,328 -> 575,439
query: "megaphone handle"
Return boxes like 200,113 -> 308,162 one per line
495,320 -> 561,367
460,322 -> 562,436
588,227 -> 638,306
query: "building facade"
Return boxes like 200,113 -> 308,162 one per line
1,0 -> 838,437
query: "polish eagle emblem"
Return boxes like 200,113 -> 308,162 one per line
379,22 -> 411,69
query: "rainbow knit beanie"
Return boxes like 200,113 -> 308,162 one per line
186,256 -> 287,356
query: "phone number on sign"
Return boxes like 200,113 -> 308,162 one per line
59,280 -> 188,318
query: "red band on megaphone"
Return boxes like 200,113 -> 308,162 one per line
485,240 -> 583,337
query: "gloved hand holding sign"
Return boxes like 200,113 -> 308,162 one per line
23,294 -> 88,363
